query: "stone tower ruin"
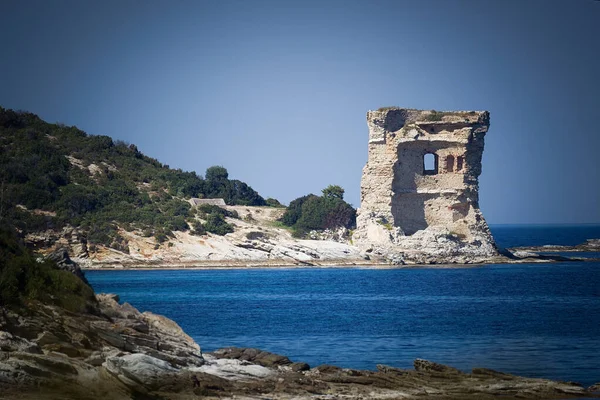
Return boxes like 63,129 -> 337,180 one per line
353,108 -> 498,264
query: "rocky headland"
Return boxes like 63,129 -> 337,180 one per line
25,205 -> 381,269
6,107 -> 597,268
27,204 -> 598,270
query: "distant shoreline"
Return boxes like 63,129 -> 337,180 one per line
80,257 -> 595,272
78,238 -> 600,271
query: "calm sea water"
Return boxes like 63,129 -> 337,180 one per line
86,225 -> 600,386
491,224 -> 600,248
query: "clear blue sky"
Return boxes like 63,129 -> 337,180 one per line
1,0 -> 599,224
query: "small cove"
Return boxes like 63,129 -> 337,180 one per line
86,265 -> 599,385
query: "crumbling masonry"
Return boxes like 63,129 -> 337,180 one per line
353,108 -> 498,264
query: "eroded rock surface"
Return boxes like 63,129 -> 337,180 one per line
0,292 -> 203,399
354,108 -> 500,264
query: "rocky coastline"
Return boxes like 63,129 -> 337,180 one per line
2,293 -> 599,400
2,254 -> 600,400
509,238 -> 600,254
25,206 -> 600,271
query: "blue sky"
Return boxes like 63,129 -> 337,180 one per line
1,0 -> 599,224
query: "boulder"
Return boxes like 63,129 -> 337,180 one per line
10,352 -> 79,375
290,362 -> 310,372
34,331 -> 62,346
104,353 -> 177,391
42,342 -> 81,357
46,247 -> 90,286
0,331 -> 42,354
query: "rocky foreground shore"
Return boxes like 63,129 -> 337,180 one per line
2,291 -> 599,400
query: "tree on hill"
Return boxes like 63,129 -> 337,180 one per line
265,197 -> 284,207
280,194 -> 316,227
205,165 -> 229,181
203,166 -> 266,206
322,185 -> 345,200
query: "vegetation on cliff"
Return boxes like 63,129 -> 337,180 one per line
280,185 -> 356,237
0,107 -> 270,251
0,225 -> 95,312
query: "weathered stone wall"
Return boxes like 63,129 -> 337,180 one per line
353,108 -> 498,264
189,198 -> 226,206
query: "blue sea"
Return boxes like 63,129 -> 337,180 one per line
86,225 -> 600,386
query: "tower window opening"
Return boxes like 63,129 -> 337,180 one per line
423,153 -> 438,175
456,156 -> 464,171
445,155 -> 455,173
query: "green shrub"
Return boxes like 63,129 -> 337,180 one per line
203,213 -> 234,235
280,195 -> 315,226
154,232 -> 168,243
425,110 -> 449,122
197,204 -> 239,219
266,198 -> 284,207
279,186 -> 356,237
321,185 -> 345,200
191,221 -> 207,236
0,227 -> 95,312
377,218 -> 393,231
165,215 -> 189,232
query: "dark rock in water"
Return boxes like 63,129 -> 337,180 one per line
46,247 -> 90,286
211,347 -> 292,367
583,239 -> 600,249
414,359 -> 464,375
508,237 -> 600,257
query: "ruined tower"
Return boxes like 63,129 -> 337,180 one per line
353,108 -> 498,264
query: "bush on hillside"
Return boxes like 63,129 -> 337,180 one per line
0,226 -> 96,312
203,213 -> 234,236
191,221 -> 207,236
196,204 -> 239,219
279,185 -> 356,237
266,198 -> 284,207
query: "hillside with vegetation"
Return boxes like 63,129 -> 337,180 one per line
0,107 -> 269,253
